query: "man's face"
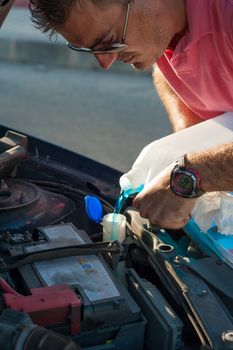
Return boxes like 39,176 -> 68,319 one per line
58,0 -> 175,71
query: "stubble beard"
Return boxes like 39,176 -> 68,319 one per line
130,50 -> 164,71
131,31 -> 170,71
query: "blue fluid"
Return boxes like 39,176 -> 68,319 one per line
110,185 -> 144,241
114,185 -> 144,214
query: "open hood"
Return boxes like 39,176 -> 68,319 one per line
0,126 -> 233,350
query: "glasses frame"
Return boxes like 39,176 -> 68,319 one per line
67,0 -> 131,54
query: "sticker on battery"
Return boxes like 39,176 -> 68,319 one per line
26,224 -> 120,301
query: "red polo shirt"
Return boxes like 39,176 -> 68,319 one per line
156,0 -> 233,119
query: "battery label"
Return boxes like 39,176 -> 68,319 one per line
26,224 -> 120,301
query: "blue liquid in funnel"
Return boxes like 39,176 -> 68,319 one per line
111,185 -> 144,240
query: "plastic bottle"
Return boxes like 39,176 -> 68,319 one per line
120,112 -> 233,192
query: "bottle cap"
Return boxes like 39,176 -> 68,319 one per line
85,195 -> 103,223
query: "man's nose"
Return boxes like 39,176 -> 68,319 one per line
94,53 -> 118,69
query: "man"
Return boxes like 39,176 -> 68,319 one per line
29,0 -> 233,229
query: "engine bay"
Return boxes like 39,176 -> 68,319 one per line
0,128 -> 233,350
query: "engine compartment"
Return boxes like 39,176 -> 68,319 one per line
0,128 -> 233,350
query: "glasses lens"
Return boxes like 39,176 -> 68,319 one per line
67,42 -> 128,54
68,43 -> 92,52
93,43 -> 128,54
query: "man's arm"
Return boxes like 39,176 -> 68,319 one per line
153,64 -> 203,132
132,66 -> 233,229
133,143 -> 233,229
186,143 -> 233,192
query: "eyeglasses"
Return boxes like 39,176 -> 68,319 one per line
67,0 -> 131,54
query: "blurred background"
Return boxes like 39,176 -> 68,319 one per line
0,0 -> 171,172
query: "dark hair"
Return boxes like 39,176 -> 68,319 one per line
29,0 -> 76,38
29,0 -> 126,38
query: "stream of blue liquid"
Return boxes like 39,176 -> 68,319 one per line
114,185 -> 144,214
106,185 -> 143,241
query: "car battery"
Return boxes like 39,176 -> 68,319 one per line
8,223 -> 146,349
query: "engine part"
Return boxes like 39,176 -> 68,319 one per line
8,224 -> 143,334
0,309 -> 82,350
127,269 -> 183,350
2,282 -> 82,335
0,130 -> 27,178
0,179 -> 76,236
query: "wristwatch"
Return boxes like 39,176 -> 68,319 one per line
170,155 -> 205,198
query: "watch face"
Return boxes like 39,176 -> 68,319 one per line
173,172 -> 194,195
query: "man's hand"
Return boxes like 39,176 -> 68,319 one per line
132,165 -> 197,229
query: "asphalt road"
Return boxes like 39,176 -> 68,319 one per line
0,62 -> 171,172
